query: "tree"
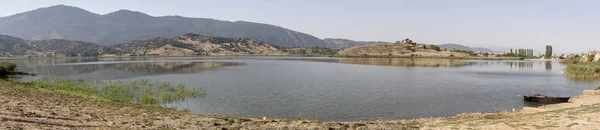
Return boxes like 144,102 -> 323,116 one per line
545,45 -> 553,59
430,45 -> 441,51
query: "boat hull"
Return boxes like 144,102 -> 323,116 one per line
523,96 -> 570,104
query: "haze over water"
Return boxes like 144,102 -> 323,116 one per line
9,57 -> 600,121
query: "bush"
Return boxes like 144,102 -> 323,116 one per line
564,62 -> 600,79
0,62 -> 17,78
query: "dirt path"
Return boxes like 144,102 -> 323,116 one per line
1,81 -> 600,129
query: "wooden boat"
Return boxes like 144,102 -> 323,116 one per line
523,93 -> 570,104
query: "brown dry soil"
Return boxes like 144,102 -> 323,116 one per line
2,81 -> 600,130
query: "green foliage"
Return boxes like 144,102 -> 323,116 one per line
589,54 -> 595,62
500,48 -> 533,58
450,49 -> 474,56
0,35 -> 33,56
0,62 -> 17,78
30,39 -> 117,57
281,47 -> 338,56
545,45 -> 553,59
179,33 -> 236,44
564,62 -> 600,79
29,79 -> 206,105
0,34 -> 117,57
429,45 -> 441,51
404,46 -> 415,52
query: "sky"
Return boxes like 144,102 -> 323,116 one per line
1,0 -> 599,53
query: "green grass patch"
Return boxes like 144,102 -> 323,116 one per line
564,62 -> 600,79
0,62 -> 17,78
28,79 -> 205,105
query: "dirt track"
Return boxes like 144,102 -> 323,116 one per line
1,81 -> 600,129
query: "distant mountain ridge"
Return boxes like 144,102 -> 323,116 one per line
437,43 -> 499,53
323,38 -> 388,50
0,5 -> 326,48
0,33 -> 337,57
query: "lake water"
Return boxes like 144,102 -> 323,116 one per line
6,57 -> 600,121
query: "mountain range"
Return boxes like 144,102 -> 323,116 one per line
0,33 -> 337,57
0,5 -> 326,48
437,43 -> 500,53
0,4 -> 504,54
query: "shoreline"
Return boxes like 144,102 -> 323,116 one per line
2,80 -> 600,129
1,55 -> 527,61
334,55 -> 525,60
0,55 -> 334,60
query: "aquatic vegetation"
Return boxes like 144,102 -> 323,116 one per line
564,62 -> 600,79
29,79 -> 205,105
296,113 -> 304,120
0,62 -> 36,78
0,62 -> 17,77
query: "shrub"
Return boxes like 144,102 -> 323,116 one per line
0,62 -> 17,78
564,62 -> 600,79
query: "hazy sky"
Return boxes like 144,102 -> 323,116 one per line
1,0 -> 599,53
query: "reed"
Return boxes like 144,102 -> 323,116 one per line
564,62 -> 600,79
29,79 -> 205,105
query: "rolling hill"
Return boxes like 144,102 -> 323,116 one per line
338,39 -> 469,57
0,34 -> 116,57
115,33 -> 283,56
323,38 -> 387,50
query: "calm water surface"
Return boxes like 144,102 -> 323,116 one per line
7,57 -> 600,121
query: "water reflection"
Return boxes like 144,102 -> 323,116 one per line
17,62 -> 242,80
4,57 -> 600,121
504,62 -> 534,69
335,58 -> 474,67
269,58 -> 474,67
545,61 -> 552,71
